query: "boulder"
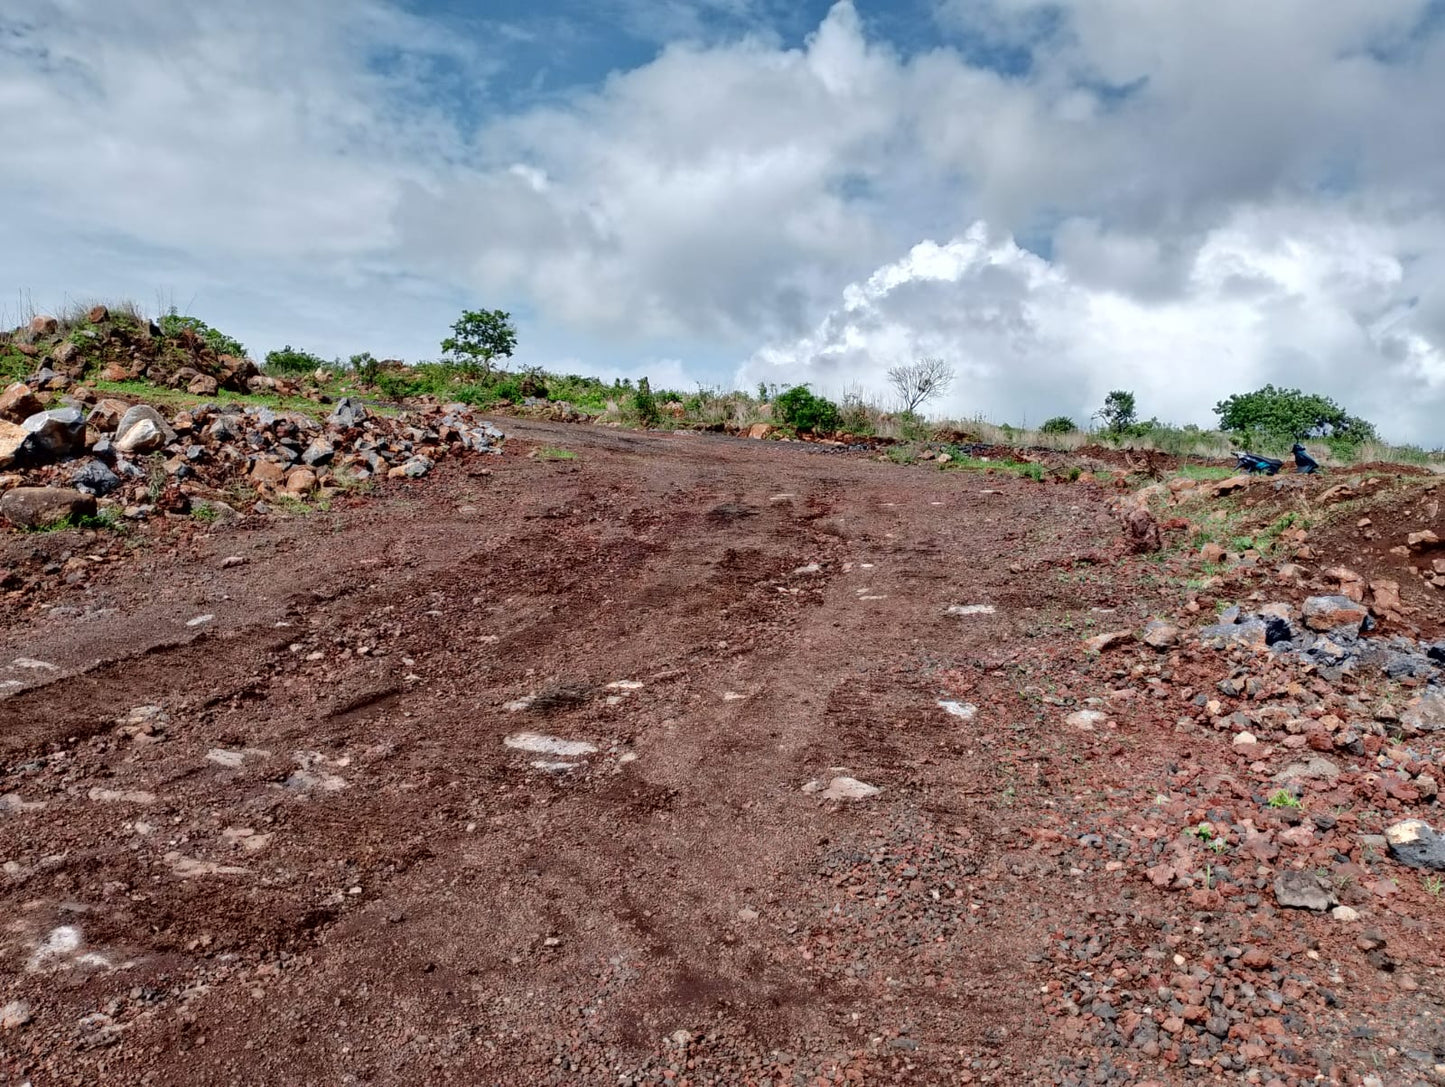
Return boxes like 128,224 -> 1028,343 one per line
1407,529 -> 1441,551
50,340 -> 81,370
250,460 -> 286,486
87,304 -> 109,323
0,420 -> 24,469
1084,630 -> 1132,653
1302,595 -> 1369,633
0,486 -> 96,528
0,382 -> 42,422
1210,475 -> 1252,496
29,315 -> 58,335
19,407 -> 86,463
1384,820 -> 1445,871
1200,542 -> 1226,564
284,467 -> 317,495
114,404 -> 177,454
70,459 -> 122,497
746,423 -> 773,440
187,373 -> 219,396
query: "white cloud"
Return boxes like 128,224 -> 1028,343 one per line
742,208 -> 1445,444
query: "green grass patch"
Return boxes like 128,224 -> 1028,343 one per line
537,446 -> 577,461
91,378 -> 335,420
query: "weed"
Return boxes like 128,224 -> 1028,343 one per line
538,447 -> 577,461
192,502 -> 220,524
1424,874 -> 1444,897
1267,789 -> 1303,810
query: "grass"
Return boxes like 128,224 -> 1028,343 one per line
537,447 -> 576,461
22,508 -> 124,534
1267,789 -> 1303,810
1424,874 -> 1444,897
91,378 -> 334,420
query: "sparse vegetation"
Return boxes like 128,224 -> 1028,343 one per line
1267,789 -> 1303,810
157,310 -> 246,358
264,345 -> 327,376
1040,416 -> 1077,434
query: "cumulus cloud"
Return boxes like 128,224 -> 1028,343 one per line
742,208 -> 1445,444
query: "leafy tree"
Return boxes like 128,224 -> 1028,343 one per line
1094,390 -> 1137,434
775,385 -> 841,434
441,308 -> 517,376
1214,385 -> 1376,445
348,352 -> 381,385
887,356 -> 955,415
1040,415 -> 1077,434
158,310 -> 246,358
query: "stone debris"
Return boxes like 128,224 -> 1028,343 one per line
945,603 -> 995,617
0,360 -> 505,528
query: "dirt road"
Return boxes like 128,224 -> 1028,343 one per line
2,423 -> 1439,1086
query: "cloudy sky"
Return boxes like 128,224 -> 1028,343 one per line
4,1 -> 1444,443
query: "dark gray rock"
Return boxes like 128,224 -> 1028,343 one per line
329,397 -> 368,429
19,407 -> 86,463
70,459 -> 121,497
1385,820 -> 1445,871
301,439 -> 335,467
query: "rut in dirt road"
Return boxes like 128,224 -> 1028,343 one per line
2,425 -> 1133,1086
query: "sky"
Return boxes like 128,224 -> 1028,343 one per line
4,0 -> 1445,444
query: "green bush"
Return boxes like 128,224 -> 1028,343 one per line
1215,384 -> 1375,445
1040,416 -> 1077,434
349,352 -> 381,385
158,311 -> 247,358
264,345 -> 327,375
633,377 -> 661,426
441,308 -> 517,377
774,385 -> 840,434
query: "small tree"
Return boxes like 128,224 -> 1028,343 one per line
441,309 -> 517,377
887,356 -> 955,415
1094,390 -> 1138,435
1040,416 -> 1077,434
633,376 -> 661,426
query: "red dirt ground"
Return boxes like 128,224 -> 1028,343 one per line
2,421 -> 1442,1087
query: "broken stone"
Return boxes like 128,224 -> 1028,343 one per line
1084,630 -> 1132,653
812,776 -> 880,801
1273,870 -> 1336,911
0,382 -> 42,423
1140,620 -> 1180,650
19,407 -> 86,463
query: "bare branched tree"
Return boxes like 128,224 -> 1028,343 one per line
887,356 -> 956,415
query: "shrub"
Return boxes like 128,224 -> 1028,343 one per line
157,311 -> 246,358
1094,390 -> 1137,435
349,352 -> 381,385
1215,385 -> 1375,445
774,385 -> 840,434
633,377 -> 661,426
1040,416 -> 1077,434
264,345 -> 327,375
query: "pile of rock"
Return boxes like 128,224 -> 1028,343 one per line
0,392 -> 503,528
1197,595 -> 1444,687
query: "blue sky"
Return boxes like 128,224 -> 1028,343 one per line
4,0 -> 1445,442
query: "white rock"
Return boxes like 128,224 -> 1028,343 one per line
1067,710 -> 1107,731
503,732 -> 598,757
938,700 -> 978,720
946,604 -> 995,617
0,999 -> 32,1029
1232,732 -> 1258,746
792,563 -> 822,575
166,852 -> 248,877
605,680 -> 644,691
1331,905 -> 1360,922
814,776 -> 881,801
186,614 -> 215,627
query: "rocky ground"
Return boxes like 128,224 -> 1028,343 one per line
1,419 -> 1443,1087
